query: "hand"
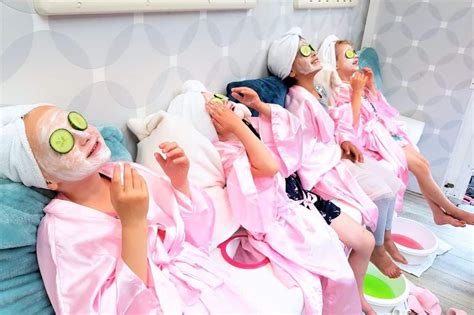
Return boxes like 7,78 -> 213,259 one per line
350,72 -> 367,93
340,141 -> 364,163
361,67 -> 376,93
110,163 -> 149,227
154,142 -> 190,193
230,87 -> 264,112
206,101 -> 243,135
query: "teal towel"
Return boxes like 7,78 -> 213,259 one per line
0,126 -> 132,314
358,47 -> 384,93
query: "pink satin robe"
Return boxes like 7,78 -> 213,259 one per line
331,84 -> 410,211
214,105 -> 361,315
285,85 -> 378,230
36,162 -> 255,314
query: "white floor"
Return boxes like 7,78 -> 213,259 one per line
400,192 -> 474,313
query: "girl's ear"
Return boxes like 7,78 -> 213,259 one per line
46,179 -> 59,191
289,69 -> 296,78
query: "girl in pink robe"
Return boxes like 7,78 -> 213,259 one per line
206,93 -> 362,315
267,28 -> 404,279
17,105 -> 257,314
328,39 -> 473,227
37,162 -> 256,314
332,81 -> 409,213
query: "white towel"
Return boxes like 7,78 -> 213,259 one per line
127,110 -> 225,188
167,80 -> 251,142
267,27 -> 302,80
318,34 -> 340,68
0,104 -> 47,188
396,236 -> 452,277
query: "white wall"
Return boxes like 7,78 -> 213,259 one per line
362,0 -> 473,192
1,0 -> 370,156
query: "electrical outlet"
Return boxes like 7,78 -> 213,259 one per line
294,0 -> 358,9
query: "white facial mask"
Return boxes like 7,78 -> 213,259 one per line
295,60 -> 320,75
294,40 -> 322,76
35,109 -> 111,182
338,45 -> 359,73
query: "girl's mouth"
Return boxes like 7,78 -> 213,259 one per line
87,140 -> 100,158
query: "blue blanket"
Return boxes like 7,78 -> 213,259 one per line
0,126 -> 132,314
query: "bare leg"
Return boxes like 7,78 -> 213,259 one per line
370,245 -> 401,279
425,196 -> 466,227
331,213 -> 376,315
369,198 -> 402,278
404,144 -> 473,225
384,230 -> 408,264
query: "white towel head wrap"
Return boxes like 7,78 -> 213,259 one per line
167,80 -> 251,142
0,104 -> 48,188
267,27 -> 302,80
318,34 -> 340,68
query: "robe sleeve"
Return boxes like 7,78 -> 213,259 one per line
36,215 -> 163,315
135,162 -> 216,251
214,141 -> 277,234
174,186 -> 215,251
330,84 -> 358,144
256,104 -> 303,178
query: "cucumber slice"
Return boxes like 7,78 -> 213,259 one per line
345,49 -> 357,59
300,45 -> 312,57
214,93 -> 227,100
211,93 -> 228,104
49,129 -> 74,154
68,111 -> 88,130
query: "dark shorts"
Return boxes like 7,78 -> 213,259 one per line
285,173 -> 341,225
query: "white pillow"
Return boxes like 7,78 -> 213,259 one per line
395,115 -> 425,145
127,111 -> 240,248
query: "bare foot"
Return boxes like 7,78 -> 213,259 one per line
384,238 -> 408,264
433,210 -> 466,227
370,246 -> 401,279
361,295 -> 376,315
445,206 -> 474,225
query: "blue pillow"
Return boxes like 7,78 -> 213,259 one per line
358,47 -> 384,93
0,126 -> 132,314
226,76 -> 288,116
98,126 -> 133,162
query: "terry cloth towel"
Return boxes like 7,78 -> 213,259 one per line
0,104 -> 47,188
167,80 -> 251,142
267,27 -> 302,80
318,34 -> 339,69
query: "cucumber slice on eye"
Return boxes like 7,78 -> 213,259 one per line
345,49 -> 357,59
211,93 -> 228,104
68,111 -> 88,130
214,93 -> 227,100
49,128 -> 74,154
300,46 -> 312,57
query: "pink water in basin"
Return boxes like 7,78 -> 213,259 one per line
392,234 -> 424,250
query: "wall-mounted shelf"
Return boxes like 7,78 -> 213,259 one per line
34,0 -> 257,16
294,0 -> 358,9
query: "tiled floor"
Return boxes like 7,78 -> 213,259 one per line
400,192 -> 474,313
